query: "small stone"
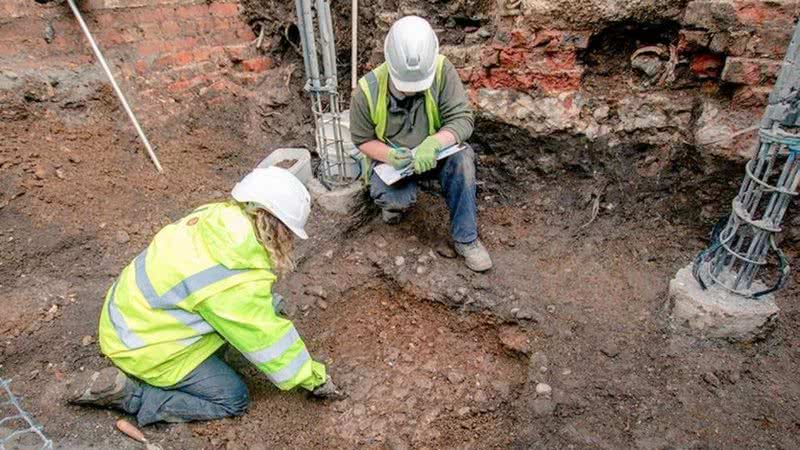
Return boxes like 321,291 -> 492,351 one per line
324,250 -> 334,259
457,287 -> 468,297
546,305 -> 556,314
478,28 -> 492,38
593,105 -> 610,121
376,236 -> 388,248
317,299 -> 328,310
43,22 -> 55,43
535,383 -> 552,396
530,398 -> 555,417
515,308 -> 541,323
69,156 -> 81,164
115,230 -> 130,244
416,266 -> 427,275
528,352 -> 548,376
510,307 -> 520,316
561,369 -> 572,376
305,286 -> 327,299
499,326 -> 531,355
395,256 -> 405,267
474,390 -> 489,405
600,342 -> 620,358
457,406 -> 471,417
447,371 -> 465,384
55,169 -> 65,179
81,335 -> 95,346
436,243 -> 457,259
33,165 -> 50,180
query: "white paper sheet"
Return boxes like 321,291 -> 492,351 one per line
374,144 -> 466,185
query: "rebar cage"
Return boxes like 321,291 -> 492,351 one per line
294,0 -> 357,188
693,22 -> 800,298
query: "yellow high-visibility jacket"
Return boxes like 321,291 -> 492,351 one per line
98,202 -> 326,390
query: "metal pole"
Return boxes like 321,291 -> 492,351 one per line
351,0 -> 358,90
65,0 -> 163,173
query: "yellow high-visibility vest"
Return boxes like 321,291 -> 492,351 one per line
98,202 -> 325,390
357,55 -> 447,183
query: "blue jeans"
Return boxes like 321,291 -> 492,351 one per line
121,356 -> 249,426
370,143 -> 478,244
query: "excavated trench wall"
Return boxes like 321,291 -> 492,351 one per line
2,0 -> 798,211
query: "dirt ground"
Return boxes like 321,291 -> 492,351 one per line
2,83 -> 800,450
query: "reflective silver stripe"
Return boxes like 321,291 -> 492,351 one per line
244,327 -> 300,365
177,335 -> 203,347
107,281 -> 146,349
159,264 -> 248,307
134,249 -> 246,334
267,348 -> 310,384
165,308 -> 214,335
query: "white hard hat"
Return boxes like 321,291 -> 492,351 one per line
231,166 -> 311,239
384,16 -> 439,93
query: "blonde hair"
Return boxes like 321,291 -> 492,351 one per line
242,202 -> 295,276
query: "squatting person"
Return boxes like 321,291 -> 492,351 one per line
350,15 -> 493,272
68,167 -> 341,426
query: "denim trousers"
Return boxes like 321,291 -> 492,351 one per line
369,143 -> 478,244
121,356 -> 249,426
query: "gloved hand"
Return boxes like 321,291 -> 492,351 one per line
413,136 -> 442,174
311,377 -> 346,400
387,146 -> 412,170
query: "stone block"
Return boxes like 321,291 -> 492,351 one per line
307,178 -> 365,215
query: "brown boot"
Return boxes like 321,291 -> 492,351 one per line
68,367 -> 135,408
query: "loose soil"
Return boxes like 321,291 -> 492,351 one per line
2,86 -> 800,450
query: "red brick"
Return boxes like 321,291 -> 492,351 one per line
174,4 -> 210,20
160,20 -> 182,37
690,53 -> 724,79
209,2 -> 239,17
163,37 -> 198,53
174,51 -> 195,66
137,40 -> 163,57
134,7 -> 166,23
241,57 -> 272,73
499,48 -> 526,69
234,23 -> 255,40
721,57 -> 781,85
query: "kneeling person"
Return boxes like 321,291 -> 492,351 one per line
350,16 -> 492,272
69,167 -> 340,426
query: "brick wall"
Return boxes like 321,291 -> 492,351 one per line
0,0 -> 270,123
442,0 -> 795,97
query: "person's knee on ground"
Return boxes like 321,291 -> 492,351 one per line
217,376 -> 249,417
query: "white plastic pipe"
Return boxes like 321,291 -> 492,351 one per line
66,0 -> 163,173
351,0 -> 357,90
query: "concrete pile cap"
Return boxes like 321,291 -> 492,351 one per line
669,265 -> 779,342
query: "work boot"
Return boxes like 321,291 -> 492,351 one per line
68,367 -> 136,409
454,239 -> 493,272
381,209 -> 404,225
311,378 -> 346,400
